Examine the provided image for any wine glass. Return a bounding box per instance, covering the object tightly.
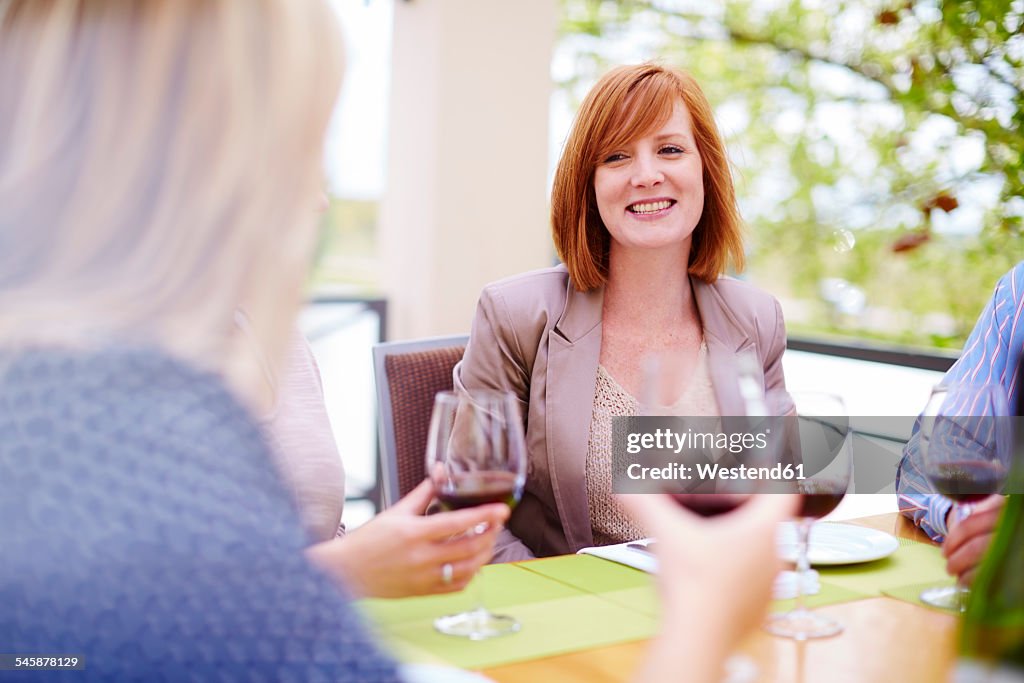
[636,349,776,679]
[426,390,526,639]
[639,348,773,516]
[764,391,852,640]
[917,383,1010,611]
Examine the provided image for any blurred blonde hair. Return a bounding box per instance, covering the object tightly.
[0,0,343,403]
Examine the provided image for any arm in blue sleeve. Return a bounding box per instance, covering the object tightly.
[896,421,953,541]
[896,263,1024,541]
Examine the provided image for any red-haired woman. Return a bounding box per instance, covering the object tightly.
[457,63,789,561]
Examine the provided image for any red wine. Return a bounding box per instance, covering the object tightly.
[927,460,1006,503]
[797,479,846,518]
[671,494,748,517]
[437,471,521,510]
[798,493,845,519]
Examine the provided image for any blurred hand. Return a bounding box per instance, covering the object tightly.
[307,478,509,598]
[943,494,1004,586]
[619,493,798,683]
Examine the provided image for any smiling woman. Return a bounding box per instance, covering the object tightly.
[455,63,789,562]
[593,101,705,254]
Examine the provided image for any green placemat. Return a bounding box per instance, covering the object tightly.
[882,581,960,613]
[357,561,659,670]
[518,554,652,592]
[374,592,658,670]
[519,555,663,618]
[526,553,872,615]
[818,537,949,595]
[770,581,870,611]
[594,586,659,617]
[357,562,584,627]
[358,535,952,670]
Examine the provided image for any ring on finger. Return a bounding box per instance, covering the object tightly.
[441,562,454,585]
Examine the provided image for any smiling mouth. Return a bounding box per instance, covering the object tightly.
[627,200,675,215]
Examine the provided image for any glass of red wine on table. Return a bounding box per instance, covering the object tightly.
[426,390,526,639]
[763,391,853,641]
[917,383,1010,611]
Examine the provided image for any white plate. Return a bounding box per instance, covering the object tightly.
[777,522,899,566]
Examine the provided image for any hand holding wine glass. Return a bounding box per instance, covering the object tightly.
[918,383,1010,610]
[426,390,526,639]
[944,494,1007,586]
[307,478,509,598]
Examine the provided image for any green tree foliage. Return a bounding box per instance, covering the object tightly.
[310,198,380,290]
[559,0,1023,348]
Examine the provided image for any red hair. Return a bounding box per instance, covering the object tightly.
[551,63,745,291]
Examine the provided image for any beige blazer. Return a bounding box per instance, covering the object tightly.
[454,265,788,562]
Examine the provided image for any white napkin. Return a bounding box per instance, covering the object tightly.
[577,538,658,573]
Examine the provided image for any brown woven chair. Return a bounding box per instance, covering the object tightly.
[372,335,469,507]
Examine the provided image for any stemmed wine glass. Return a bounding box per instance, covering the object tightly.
[637,350,777,681]
[426,390,527,639]
[638,350,757,514]
[917,382,1010,611]
[764,391,852,640]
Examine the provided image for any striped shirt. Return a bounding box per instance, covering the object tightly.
[896,262,1024,540]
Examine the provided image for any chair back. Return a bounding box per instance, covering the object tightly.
[372,335,469,507]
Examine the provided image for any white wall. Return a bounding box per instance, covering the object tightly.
[380,0,558,339]
[782,349,944,419]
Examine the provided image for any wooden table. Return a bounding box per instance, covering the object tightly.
[482,514,957,683]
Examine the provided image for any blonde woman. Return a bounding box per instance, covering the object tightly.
[0,1,407,678]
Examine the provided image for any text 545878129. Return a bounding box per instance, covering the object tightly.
[0,654,86,670]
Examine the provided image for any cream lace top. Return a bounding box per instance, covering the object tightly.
[587,341,720,546]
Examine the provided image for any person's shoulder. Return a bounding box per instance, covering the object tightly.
[984,262,1024,345]
[2,345,232,405]
[480,264,570,299]
[119,348,256,439]
[8,346,264,464]
[477,264,571,316]
[994,262,1024,300]
[706,275,781,317]
[468,265,574,353]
